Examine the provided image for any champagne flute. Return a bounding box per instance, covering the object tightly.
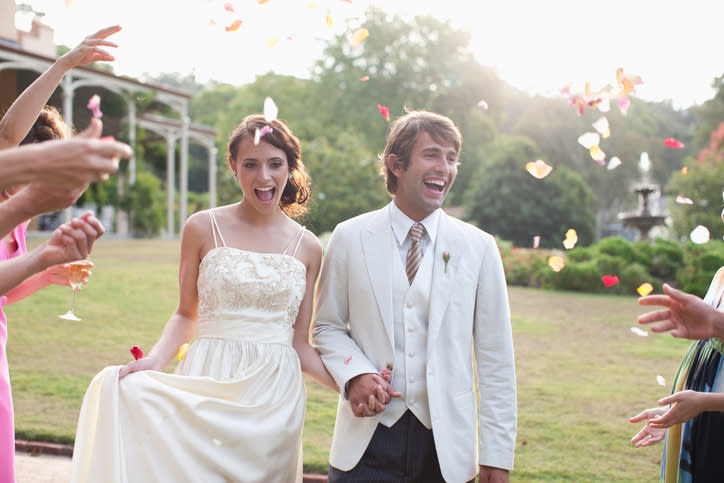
[58,260,93,321]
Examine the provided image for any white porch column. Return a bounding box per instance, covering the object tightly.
[166,131,176,237]
[209,145,217,209]
[179,114,189,224]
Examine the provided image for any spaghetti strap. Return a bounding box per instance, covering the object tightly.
[207,210,227,248]
[282,225,306,257]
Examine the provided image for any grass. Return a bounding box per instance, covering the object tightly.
[7,238,690,480]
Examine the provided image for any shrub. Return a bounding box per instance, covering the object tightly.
[650,238,684,281]
[678,241,724,296]
[566,246,595,263]
[619,262,659,296]
[596,254,627,278]
[597,236,635,262]
[542,260,603,294]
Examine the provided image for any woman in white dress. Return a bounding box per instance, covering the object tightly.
[70,114,340,482]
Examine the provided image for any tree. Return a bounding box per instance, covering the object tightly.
[666,124,724,243]
[463,136,595,248]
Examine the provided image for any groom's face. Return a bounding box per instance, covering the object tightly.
[392,130,458,221]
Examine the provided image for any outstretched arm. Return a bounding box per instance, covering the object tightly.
[638,283,724,340]
[118,213,203,378]
[0,25,121,149]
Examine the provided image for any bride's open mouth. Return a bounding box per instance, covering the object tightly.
[255,186,276,203]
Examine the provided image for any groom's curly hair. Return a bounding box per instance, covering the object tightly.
[380,108,462,195]
[227,114,311,217]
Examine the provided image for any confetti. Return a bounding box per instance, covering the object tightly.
[676,195,693,205]
[377,104,390,121]
[254,128,262,145]
[656,375,666,386]
[577,132,600,150]
[477,99,489,110]
[664,138,685,149]
[690,225,710,244]
[223,2,234,12]
[630,327,648,337]
[592,116,610,138]
[618,97,631,116]
[177,343,190,360]
[637,283,654,296]
[225,19,242,32]
[130,345,143,360]
[349,28,369,47]
[607,157,621,170]
[525,159,553,179]
[548,256,565,272]
[326,13,332,27]
[263,97,278,122]
[562,229,578,250]
[360,75,369,82]
[87,94,102,118]
[533,235,540,249]
[265,36,279,48]
[601,275,619,287]
[344,355,352,364]
[590,145,606,164]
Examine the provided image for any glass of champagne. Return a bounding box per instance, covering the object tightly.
[58,260,93,321]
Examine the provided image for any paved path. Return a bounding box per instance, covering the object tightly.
[15,451,71,483]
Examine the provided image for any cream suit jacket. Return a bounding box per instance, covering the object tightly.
[313,203,517,482]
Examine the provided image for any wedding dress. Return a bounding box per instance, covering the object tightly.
[70,211,307,482]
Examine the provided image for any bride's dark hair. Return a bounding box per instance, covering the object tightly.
[227,114,311,217]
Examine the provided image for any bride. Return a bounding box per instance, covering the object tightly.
[71,114,339,482]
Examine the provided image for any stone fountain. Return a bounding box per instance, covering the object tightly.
[618,153,666,241]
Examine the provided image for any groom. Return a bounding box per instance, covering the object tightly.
[313,110,517,482]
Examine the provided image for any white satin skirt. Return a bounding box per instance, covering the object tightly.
[70,338,305,483]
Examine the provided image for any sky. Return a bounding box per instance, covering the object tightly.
[16,0,723,110]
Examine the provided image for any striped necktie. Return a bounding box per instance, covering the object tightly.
[406,223,425,284]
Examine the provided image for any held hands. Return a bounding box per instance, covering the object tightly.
[637,283,722,340]
[348,372,401,417]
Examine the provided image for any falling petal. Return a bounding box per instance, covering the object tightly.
[177,343,190,360]
[592,116,610,138]
[266,36,279,48]
[562,229,578,250]
[225,19,242,31]
[533,235,540,249]
[344,355,352,364]
[577,132,600,149]
[676,195,693,205]
[681,166,688,175]
[477,99,489,110]
[349,27,369,47]
[630,327,648,337]
[525,159,553,179]
[656,375,666,386]
[64,0,74,6]
[307,2,318,7]
[87,94,102,118]
[360,75,369,82]
[223,1,234,12]
[664,138,685,149]
[263,97,278,122]
[326,13,333,27]
[607,157,622,170]
[690,225,710,244]
[259,125,273,140]
[601,275,619,287]
[590,145,606,163]
[377,104,390,121]
[130,345,143,360]
[637,283,654,296]
[618,97,631,116]
[548,256,565,272]
[258,0,270,3]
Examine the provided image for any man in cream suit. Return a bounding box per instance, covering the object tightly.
[313,110,517,482]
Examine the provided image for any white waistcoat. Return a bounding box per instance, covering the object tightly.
[380,238,434,428]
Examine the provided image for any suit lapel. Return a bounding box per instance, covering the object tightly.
[428,212,458,341]
[361,205,395,345]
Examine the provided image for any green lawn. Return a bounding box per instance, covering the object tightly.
[6,238,688,480]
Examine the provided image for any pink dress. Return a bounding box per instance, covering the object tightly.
[0,222,27,483]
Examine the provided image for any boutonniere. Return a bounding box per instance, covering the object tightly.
[442,250,450,273]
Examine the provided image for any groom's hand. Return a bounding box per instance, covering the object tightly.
[348,373,400,417]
